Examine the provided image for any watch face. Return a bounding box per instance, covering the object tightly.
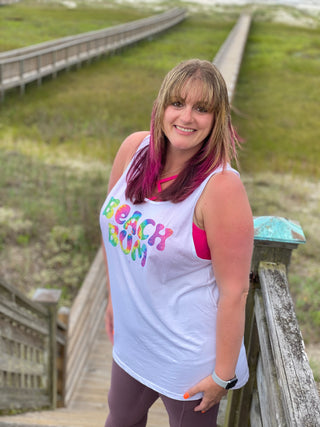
[226,378,238,389]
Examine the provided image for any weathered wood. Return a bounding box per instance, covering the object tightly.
[251,216,306,274]
[213,13,251,102]
[254,289,286,426]
[225,217,319,426]
[235,294,260,426]
[223,281,260,427]
[0,280,64,413]
[258,262,320,426]
[64,247,108,406]
[33,289,62,410]
[0,323,170,426]
[250,390,262,427]
[57,309,68,406]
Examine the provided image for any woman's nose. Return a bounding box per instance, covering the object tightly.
[180,106,193,123]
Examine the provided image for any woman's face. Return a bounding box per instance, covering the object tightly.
[162,80,214,160]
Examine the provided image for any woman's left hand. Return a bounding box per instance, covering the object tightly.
[184,375,228,413]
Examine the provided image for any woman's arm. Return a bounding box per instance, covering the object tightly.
[185,171,254,412]
[102,131,150,343]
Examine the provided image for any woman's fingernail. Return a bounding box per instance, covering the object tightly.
[183,392,190,399]
[202,410,206,414]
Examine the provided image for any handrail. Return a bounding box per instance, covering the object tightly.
[63,247,107,407]
[0,280,65,413]
[224,217,320,426]
[0,0,20,4]
[0,8,186,100]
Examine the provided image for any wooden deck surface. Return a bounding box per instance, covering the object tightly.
[0,324,170,427]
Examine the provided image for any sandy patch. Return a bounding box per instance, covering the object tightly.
[272,8,318,27]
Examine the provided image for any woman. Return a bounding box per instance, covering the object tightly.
[100,59,253,427]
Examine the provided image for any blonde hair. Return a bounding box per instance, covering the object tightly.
[152,59,236,170]
[126,59,239,204]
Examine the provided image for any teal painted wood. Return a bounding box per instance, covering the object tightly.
[254,216,306,245]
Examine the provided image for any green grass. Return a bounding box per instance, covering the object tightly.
[233,19,320,177]
[0,0,151,51]
[1,1,320,344]
[0,2,235,303]
[0,10,235,163]
[0,149,109,304]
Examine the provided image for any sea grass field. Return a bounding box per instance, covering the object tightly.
[0,0,320,376]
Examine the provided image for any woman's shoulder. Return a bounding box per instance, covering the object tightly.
[204,170,246,205]
[195,170,250,228]
[120,131,150,162]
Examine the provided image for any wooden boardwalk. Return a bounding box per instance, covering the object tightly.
[0,13,250,427]
[0,323,170,427]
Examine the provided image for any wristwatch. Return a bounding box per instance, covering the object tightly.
[212,371,238,389]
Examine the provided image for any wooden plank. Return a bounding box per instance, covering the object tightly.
[235,284,260,426]
[64,247,108,405]
[0,388,50,411]
[259,262,320,426]
[65,297,107,405]
[0,302,48,337]
[254,289,286,426]
[65,272,106,371]
[0,317,46,349]
[223,281,260,427]
[0,353,45,375]
[250,390,262,427]
[213,13,251,102]
[0,279,47,316]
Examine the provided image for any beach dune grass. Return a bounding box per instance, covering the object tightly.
[0,1,319,344]
[0,0,151,51]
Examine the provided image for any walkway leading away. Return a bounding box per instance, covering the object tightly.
[0,323,170,427]
[0,13,251,427]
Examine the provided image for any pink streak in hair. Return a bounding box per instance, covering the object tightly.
[143,104,162,193]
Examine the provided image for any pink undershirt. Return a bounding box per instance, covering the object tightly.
[151,175,211,260]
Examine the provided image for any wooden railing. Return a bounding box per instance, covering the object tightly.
[0,0,20,4]
[0,7,186,100]
[224,217,320,427]
[0,281,66,413]
[63,247,107,406]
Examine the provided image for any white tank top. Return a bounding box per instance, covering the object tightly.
[100,136,249,400]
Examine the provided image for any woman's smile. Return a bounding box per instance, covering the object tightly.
[174,124,196,134]
[163,82,214,158]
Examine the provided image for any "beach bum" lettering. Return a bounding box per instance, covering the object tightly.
[102,197,173,267]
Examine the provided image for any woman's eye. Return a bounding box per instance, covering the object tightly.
[196,105,208,113]
[172,101,183,107]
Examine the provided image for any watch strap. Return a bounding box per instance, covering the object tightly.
[211,371,238,389]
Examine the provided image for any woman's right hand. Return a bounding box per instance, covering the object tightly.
[105,298,114,345]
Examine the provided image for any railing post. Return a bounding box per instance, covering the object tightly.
[251,216,306,275]
[37,54,42,86]
[0,62,4,102]
[33,288,62,410]
[77,43,81,69]
[19,59,25,96]
[223,216,306,427]
[52,50,57,78]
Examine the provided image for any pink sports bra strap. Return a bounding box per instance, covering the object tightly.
[157,175,178,193]
[153,175,211,260]
[192,223,211,260]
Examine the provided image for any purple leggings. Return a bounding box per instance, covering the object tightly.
[104,360,219,427]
